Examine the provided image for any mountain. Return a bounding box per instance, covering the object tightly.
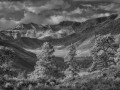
[7,14,118,49]
[0,22,47,39]
[50,21,81,32]
[0,13,119,72]
[0,13,119,50]
[12,22,41,30]
[0,32,14,40]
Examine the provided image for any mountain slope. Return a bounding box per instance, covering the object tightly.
[1,14,118,50]
[9,14,118,49]
[12,23,40,30]
[0,14,119,71]
[0,40,37,71]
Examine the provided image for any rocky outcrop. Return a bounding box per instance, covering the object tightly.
[12,23,40,30]
[0,21,76,40]
[0,23,39,39]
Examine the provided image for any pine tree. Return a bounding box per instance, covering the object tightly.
[88,34,119,72]
[29,42,62,80]
[64,44,78,78]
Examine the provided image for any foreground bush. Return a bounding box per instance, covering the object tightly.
[0,73,120,90]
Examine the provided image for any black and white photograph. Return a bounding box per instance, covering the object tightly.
[0,0,120,90]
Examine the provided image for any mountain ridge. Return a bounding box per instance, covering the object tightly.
[9,13,119,49]
[0,13,119,49]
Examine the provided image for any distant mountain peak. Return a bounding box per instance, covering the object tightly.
[12,22,40,30]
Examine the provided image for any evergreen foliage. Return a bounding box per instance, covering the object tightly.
[29,42,63,80]
[88,34,119,71]
[64,44,78,78]
[0,47,20,77]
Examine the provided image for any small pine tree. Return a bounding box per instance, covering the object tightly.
[88,34,119,72]
[64,44,78,78]
[29,42,62,80]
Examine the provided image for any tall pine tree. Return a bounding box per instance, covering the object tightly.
[64,44,78,78]
[88,34,119,72]
[29,42,62,80]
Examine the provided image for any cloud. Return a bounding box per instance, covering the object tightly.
[25,0,70,14]
[69,8,83,15]
[98,4,115,11]
[111,0,120,3]
[0,0,119,30]
[73,0,120,3]
[0,2,25,20]
[98,3,120,11]
[21,12,65,25]
[47,15,87,24]
[47,15,66,24]
[91,13,110,18]
[61,8,83,16]
[20,11,52,25]
[20,12,43,24]
[0,1,24,11]
[0,10,24,21]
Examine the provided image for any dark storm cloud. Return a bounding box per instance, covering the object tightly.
[0,0,119,30]
[19,0,71,25]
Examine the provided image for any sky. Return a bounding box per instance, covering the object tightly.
[0,0,120,30]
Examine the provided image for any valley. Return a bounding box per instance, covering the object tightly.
[1,0,120,90]
[0,13,119,70]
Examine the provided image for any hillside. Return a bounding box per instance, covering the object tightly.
[0,14,119,71]
[5,14,118,50]
[12,23,41,31]
[0,40,37,71]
